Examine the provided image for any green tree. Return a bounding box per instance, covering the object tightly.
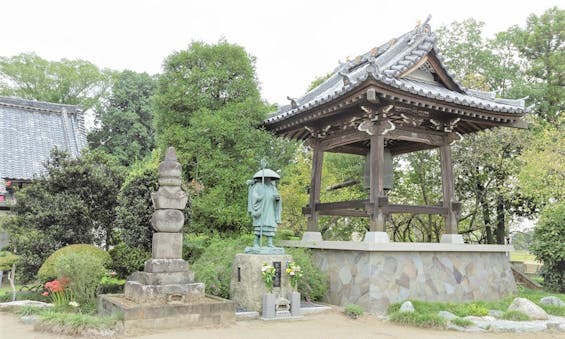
[88,70,157,166]
[518,117,565,207]
[506,7,564,123]
[154,40,296,234]
[2,149,124,281]
[530,202,565,292]
[435,19,534,244]
[0,53,111,109]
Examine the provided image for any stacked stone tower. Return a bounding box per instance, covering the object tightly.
[99,147,234,329]
[124,147,203,304]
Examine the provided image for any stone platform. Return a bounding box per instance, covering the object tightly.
[281,240,517,314]
[231,253,293,312]
[98,293,234,329]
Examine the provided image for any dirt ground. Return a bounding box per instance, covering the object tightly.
[1,309,564,339]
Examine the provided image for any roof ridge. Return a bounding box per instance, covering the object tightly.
[0,96,82,114]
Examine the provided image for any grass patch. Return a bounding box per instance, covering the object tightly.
[502,310,530,321]
[388,300,488,317]
[510,251,538,263]
[451,317,474,328]
[344,304,364,319]
[389,311,446,328]
[36,309,122,336]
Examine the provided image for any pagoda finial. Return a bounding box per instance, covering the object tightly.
[165,146,178,162]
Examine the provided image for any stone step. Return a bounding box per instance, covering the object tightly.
[125,281,205,304]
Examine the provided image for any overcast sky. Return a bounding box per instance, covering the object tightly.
[2,1,561,105]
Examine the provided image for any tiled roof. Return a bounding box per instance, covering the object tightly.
[266,18,527,125]
[0,96,86,180]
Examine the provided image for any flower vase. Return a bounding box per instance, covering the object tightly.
[287,291,301,317]
[262,293,276,319]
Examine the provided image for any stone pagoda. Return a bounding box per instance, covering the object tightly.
[98,147,234,329]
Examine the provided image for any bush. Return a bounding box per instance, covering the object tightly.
[108,243,150,279]
[530,203,565,292]
[344,304,364,319]
[37,244,111,282]
[390,311,447,328]
[285,248,328,301]
[183,233,212,264]
[192,234,253,298]
[53,252,106,304]
[0,250,18,271]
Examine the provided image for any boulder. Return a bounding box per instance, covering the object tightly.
[488,309,504,318]
[438,310,457,320]
[399,301,414,313]
[540,296,565,307]
[507,297,548,320]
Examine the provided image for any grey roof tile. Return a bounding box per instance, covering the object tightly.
[0,96,86,181]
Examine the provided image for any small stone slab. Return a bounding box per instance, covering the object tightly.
[129,271,194,285]
[144,259,188,273]
[0,300,53,311]
[438,310,457,320]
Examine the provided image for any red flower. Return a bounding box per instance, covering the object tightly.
[42,292,49,297]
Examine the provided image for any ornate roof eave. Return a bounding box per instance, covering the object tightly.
[266,74,528,138]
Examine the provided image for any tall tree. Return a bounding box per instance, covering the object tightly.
[88,70,157,166]
[506,7,564,123]
[154,40,295,234]
[0,53,111,109]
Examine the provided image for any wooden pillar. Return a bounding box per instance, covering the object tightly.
[440,144,458,234]
[307,139,324,232]
[369,133,386,232]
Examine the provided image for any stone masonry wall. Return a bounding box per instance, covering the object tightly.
[312,250,516,314]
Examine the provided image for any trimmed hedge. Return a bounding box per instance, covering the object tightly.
[37,244,111,282]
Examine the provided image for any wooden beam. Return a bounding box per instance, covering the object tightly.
[387,204,448,215]
[318,209,369,217]
[440,144,458,234]
[384,127,445,145]
[315,200,367,211]
[369,133,386,232]
[307,139,324,232]
[320,130,369,150]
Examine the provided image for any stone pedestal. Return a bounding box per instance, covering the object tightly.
[440,234,465,244]
[230,253,292,312]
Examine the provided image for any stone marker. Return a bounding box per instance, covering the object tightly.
[399,301,414,313]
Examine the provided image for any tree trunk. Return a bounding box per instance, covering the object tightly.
[496,194,505,244]
[478,181,494,244]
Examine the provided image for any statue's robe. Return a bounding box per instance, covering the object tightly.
[248,182,281,237]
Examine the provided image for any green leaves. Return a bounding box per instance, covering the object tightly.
[0,53,111,110]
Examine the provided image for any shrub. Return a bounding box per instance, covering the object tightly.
[344,304,364,319]
[285,248,328,301]
[183,233,211,264]
[0,250,18,271]
[37,244,111,282]
[390,311,447,328]
[530,203,565,293]
[192,234,253,298]
[53,252,106,304]
[99,274,126,294]
[108,243,150,279]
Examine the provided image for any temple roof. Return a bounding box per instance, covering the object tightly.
[0,96,86,181]
[265,17,528,143]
